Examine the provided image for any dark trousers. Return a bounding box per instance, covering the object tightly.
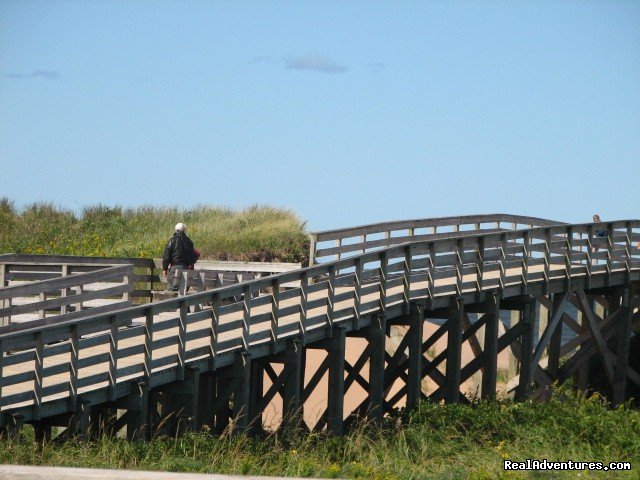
[167,265,187,291]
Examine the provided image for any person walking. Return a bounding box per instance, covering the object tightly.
[592,214,607,253]
[162,223,197,291]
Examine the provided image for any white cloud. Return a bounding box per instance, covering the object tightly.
[286,54,347,74]
[2,70,60,80]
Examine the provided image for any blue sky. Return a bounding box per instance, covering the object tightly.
[1,0,638,231]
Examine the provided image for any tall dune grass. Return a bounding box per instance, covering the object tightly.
[0,198,309,263]
[1,387,638,479]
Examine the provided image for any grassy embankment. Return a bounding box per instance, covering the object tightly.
[0,198,309,263]
[1,387,639,479]
[1,198,639,478]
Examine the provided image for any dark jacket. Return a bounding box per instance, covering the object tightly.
[162,232,197,271]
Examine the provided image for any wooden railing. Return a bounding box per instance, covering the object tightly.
[155,259,302,296]
[309,213,563,265]
[0,220,638,417]
[0,264,135,328]
[0,254,158,303]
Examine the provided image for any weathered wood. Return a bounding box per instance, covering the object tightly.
[367,315,386,420]
[613,284,635,406]
[546,294,564,379]
[445,298,463,403]
[576,289,615,386]
[327,327,346,435]
[280,340,303,432]
[481,295,500,400]
[0,218,638,435]
[516,299,536,400]
[406,303,424,409]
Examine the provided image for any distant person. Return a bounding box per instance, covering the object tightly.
[592,214,607,253]
[162,223,198,291]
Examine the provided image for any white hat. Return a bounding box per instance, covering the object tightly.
[175,222,186,232]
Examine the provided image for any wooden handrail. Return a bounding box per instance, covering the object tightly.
[309,213,564,265]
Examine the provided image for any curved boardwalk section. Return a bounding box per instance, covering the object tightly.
[0,214,638,440]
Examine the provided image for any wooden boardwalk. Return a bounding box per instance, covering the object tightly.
[0,214,638,439]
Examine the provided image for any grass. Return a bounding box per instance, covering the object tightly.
[0,198,309,263]
[1,387,639,479]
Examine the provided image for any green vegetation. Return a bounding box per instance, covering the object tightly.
[2,388,638,479]
[0,198,309,263]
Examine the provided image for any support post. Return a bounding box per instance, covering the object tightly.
[445,298,463,403]
[516,299,535,401]
[231,352,252,435]
[67,398,91,439]
[547,294,564,380]
[613,284,634,406]
[407,304,424,410]
[126,381,150,441]
[248,360,264,435]
[327,327,346,436]
[367,315,386,421]
[196,373,216,431]
[281,340,303,433]
[1,413,24,441]
[508,310,520,379]
[481,295,500,400]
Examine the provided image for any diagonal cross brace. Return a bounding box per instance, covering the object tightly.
[530,291,571,376]
[576,289,616,386]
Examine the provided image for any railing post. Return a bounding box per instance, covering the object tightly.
[625,222,632,275]
[403,244,413,309]
[33,332,44,419]
[0,340,4,402]
[427,243,436,300]
[606,223,614,282]
[178,300,188,380]
[521,231,530,293]
[144,308,153,380]
[380,251,388,313]
[70,324,79,410]
[299,271,308,343]
[308,234,317,267]
[353,257,363,329]
[565,226,573,290]
[270,277,280,347]
[455,239,464,296]
[108,315,118,401]
[242,284,251,351]
[0,263,7,326]
[543,228,551,292]
[499,233,507,291]
[476,236,485,293]
[326,264,335,333]
[60,265,69,314]
[210,293,220,370]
